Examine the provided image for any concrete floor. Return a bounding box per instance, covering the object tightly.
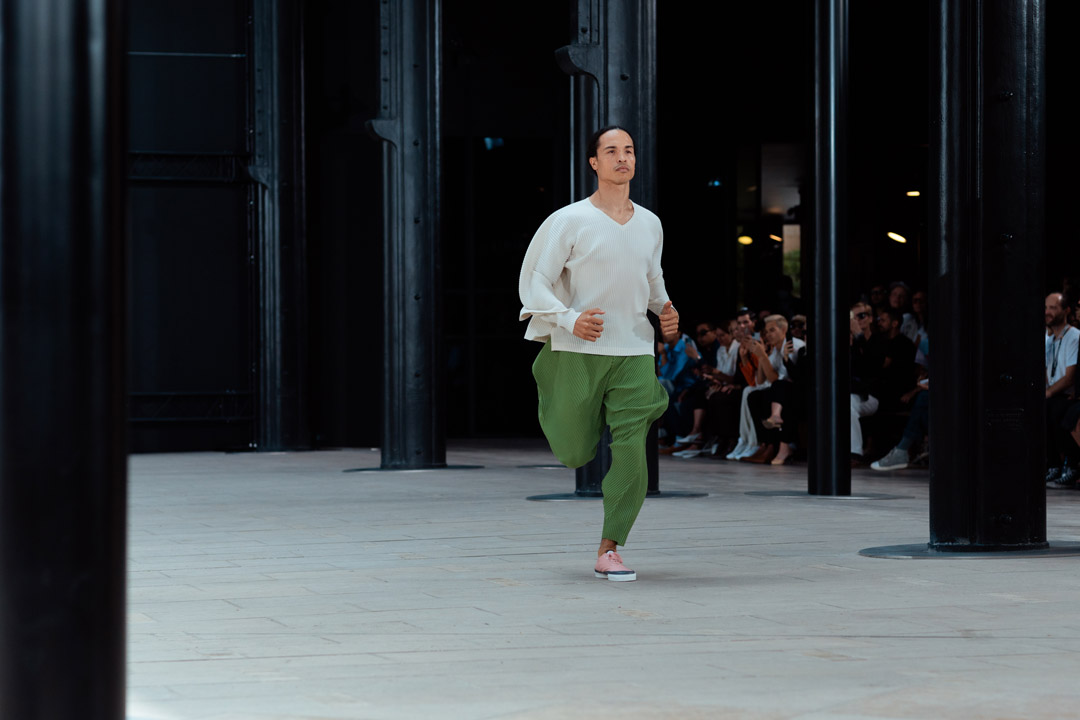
[127,441,1080,720]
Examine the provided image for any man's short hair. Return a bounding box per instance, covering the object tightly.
[587,125,635,177]
[878,306,903,325]
[763,314,788,332]
[735,306,753,320]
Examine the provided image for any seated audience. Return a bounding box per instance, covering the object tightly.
[730,314,805,462]
[749,316,809,465]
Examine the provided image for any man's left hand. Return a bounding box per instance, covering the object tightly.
[659,301,679,342]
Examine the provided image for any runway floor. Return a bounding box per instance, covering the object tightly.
[126,440,1080,720]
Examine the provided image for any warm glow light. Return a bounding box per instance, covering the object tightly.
[887,232,907,244]
[906,191,921,197]
[769,234,783,242]
[737,235,753,245]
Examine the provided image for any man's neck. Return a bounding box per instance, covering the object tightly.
[1050,321,1069,339]
[590,181,632,214]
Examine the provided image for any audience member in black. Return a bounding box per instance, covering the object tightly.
[870,306,917,411]
[850,301,885,460]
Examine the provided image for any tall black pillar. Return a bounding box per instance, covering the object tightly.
[929,0,1046,549]
[251,0,310,451]
[557,0,661,495]
[808,0,851,496]
[368,0,446,469]
[0,0,128,717]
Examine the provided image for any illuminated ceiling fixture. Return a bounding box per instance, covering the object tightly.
[906,191,921,197]
[737,235,753,245]
[887,232,907,244]
[769,234,783,242]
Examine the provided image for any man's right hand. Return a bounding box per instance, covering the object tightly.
[573,308,605,342]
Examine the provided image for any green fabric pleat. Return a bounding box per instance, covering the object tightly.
[532,342,668,546]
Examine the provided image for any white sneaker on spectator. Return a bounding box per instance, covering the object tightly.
[871,446,909,471]
[725,439,748,460]
[675,432,701,445]
[673,448,702,459]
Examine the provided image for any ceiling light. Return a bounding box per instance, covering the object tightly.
[769,234,783,242]
[737,235,753,245]
[906,191,920,197]
[887,232,907,244]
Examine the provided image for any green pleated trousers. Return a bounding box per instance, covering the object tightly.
[531,342,669,546]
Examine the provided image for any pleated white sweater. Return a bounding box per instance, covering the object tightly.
[518,198,670,356]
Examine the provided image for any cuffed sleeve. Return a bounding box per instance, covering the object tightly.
[518,214,577,325]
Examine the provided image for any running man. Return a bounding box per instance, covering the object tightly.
[518,126,679,582]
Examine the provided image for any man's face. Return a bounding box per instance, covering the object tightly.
[1046,294,1067,327]
[852,304,872,334]
[911,291,927,314]
[763,322,784,347]
[696,324,716,346]
[589,130,635,185]
[870,285,886,305]
[876,312,894,334]
[735,314,754,339]
[790,318,806,339]
[715,326,733,346]
[889,286,909,309]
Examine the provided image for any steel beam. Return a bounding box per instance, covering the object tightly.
[367,0,446,469]
[808,0,851,496]
[0,0,128,716]
[929,0,1046,549]
[251,0,310,451]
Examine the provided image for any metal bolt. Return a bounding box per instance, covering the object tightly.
[620,73,630,81]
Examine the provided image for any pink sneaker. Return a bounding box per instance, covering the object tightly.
[594,551,637,581]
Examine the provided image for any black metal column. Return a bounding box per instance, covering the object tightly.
[0,0,128,717]
[808,0,851,496]
[251,0,310,451]
[557,0,661,496]
[929,0,1046,550]
[368,0,446,469]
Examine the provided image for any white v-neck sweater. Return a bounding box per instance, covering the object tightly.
[518,198,670,356]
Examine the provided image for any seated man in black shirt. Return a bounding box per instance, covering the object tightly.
[870,307,917,412]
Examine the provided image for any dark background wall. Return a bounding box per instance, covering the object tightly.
[128,0,255,451]
[127,0,1080,451]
